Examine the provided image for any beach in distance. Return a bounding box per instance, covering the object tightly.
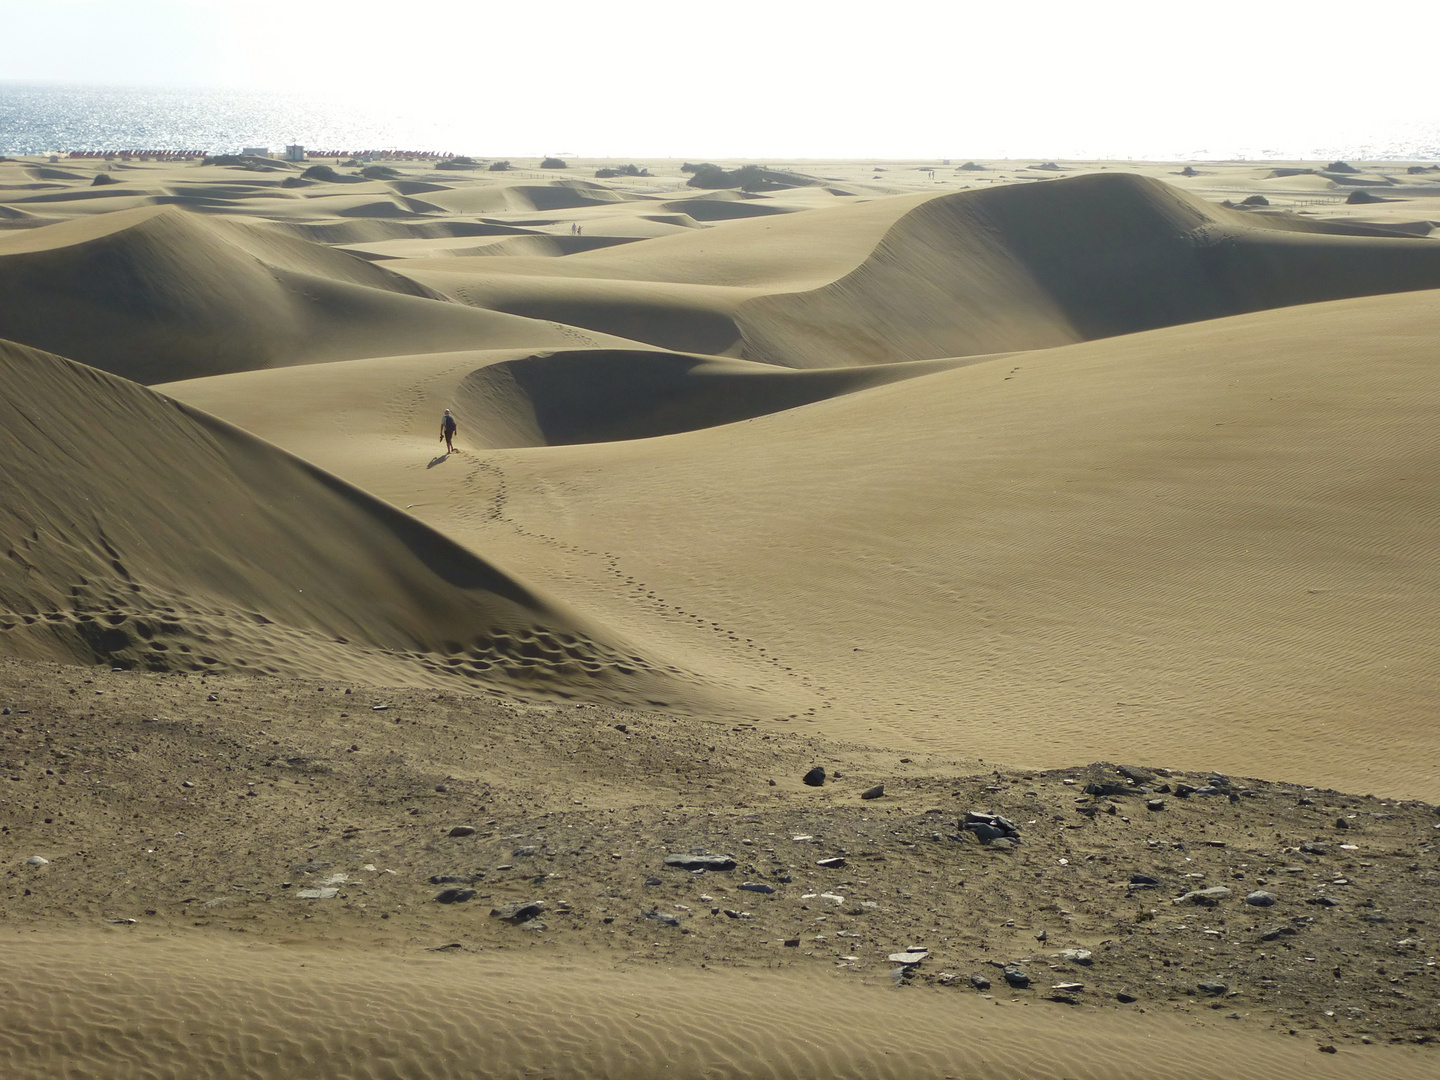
[2,150,1439,1078]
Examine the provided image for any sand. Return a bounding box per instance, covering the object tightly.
[3,152,1439,1076]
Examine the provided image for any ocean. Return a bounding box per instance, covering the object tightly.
[0,83,481,157]
[1,82,1437,162]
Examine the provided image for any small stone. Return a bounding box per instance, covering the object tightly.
[889,948,928,965]
[1051,982,1084,992]
[1335,818,1350,830]
[181,780,195,788]
[1146,799,1165,811]
[816,857,846,869]
[1003,967,1031,988]
[1055,949,1093,965]
[739,882,775,894]
[722,909,751,920]
[614,723,627,732]
[802,766,826,787]
[1318,1045,1337,1054]
[430,875,475,885]
[970,974,991,990]
[1035,930,1047,943]
[490,901,546,923]
[1259,925,1297,941]
[642,910,681,927]
[1129,874,1162,887]
[434,888,476,904]
[1116,990,1138,1003]
[644,876,662,886]
[860,784,885,800]
[1300,842,1328,855]
[1245,890,1278,907]
[1306,896,1341,907]
[1196,981,1228,996]
[512,845,537,857]
[989,837,1018,851]
[25,856,49,867]
[295,887,338,899]
[448,826,476,838]
[1174,886,1231,905]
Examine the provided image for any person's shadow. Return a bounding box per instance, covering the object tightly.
[427,453,451,469]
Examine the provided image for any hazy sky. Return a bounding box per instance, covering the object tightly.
[2,0,1437,158]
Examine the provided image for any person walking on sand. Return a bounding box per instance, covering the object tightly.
[440,408,458,454]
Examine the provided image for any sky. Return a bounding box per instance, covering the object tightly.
[1,0,1437,158]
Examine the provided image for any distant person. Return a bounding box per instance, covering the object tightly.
[440,408,458,454]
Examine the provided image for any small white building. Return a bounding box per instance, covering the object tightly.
[284,145,305,162]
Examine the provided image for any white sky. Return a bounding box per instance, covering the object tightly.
[2,0,1437,158]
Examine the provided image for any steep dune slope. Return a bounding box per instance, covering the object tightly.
[737,173,1440,366]
[0,207,620,382]
[0,339,722,709]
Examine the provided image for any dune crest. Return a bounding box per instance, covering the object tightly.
[0,339,725,709]
[737,172,1440,366]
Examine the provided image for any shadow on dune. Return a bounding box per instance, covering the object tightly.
[0,338,724,707]
[455,348,982,448]
[737,172,1440,367]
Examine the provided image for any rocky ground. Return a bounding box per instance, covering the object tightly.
[2,657,1437,1051]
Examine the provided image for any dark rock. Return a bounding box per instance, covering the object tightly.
[989,837,1019,851]
[1130,874,1162,886]
[1335,817,1350,830]
[860,784,885,800]
[722,909,750,919]
[490,900,546,923]
[970,973,991,990]
[802,766,826,787]
[1147,799,1166,811]
[1084,782,1130,797]
[1300,842,1329,855]
[664,854,737,872]
[1116,990,1138,1003]
[1197,981,1229,995]
[783,938,800,947]
[1245,890,1278,907]
[1259,925,1297,941]
[1306,896,1342,907]
[644,876,662,886]
[512,845,537,857]
[739,882,775,894]
[816,857,846,869]
[1174,783,1196,798]
[1055,949,1092,965]
[447,826,476,838]
[429,875,476,885]
[1003,967,1031,988]
[434,888,476,904]
[1117,766,1154,784]
[969,823,1007,842]
[1318,1045,1337,1054]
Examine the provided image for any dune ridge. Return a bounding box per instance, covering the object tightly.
[0,206,637,382]
[736,173,1440,366]
[0,339,721,708]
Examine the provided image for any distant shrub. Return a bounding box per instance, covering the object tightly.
[91,173,119,186]
[539,157,567,169]
[301,164,342,182]
[681,162,718,174]
[595,164,647,178]
[957,162,986,171]
[687,163,814,192]
[1326,160,1359,174]
[1238,194,1269,207]
[360,165,401,180]
[488,160,512,172]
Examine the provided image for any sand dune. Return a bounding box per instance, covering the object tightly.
[0,339,718,708]
[737,173,1440,366]
[0,206,638,381]
[5,155,1440,1077]
[4,933,1431,1080]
